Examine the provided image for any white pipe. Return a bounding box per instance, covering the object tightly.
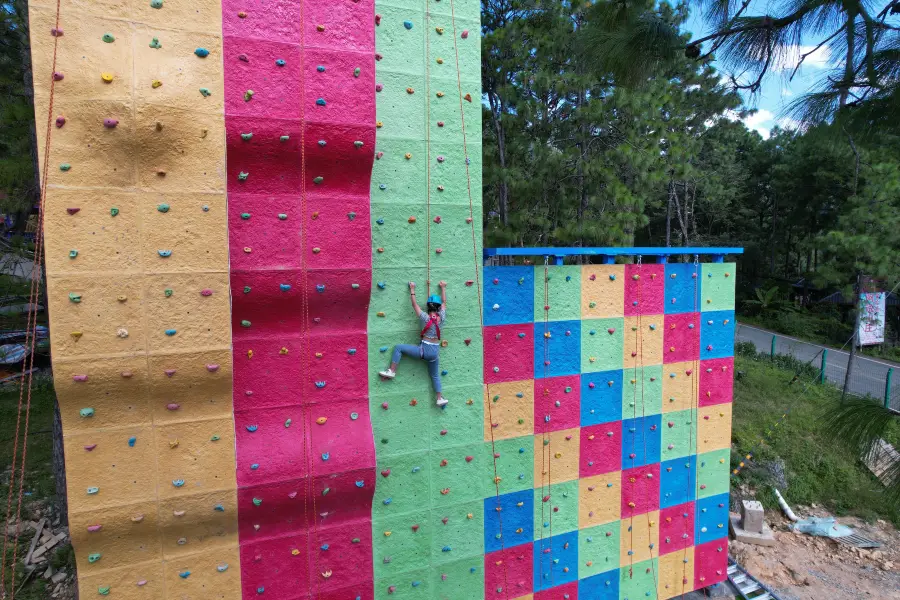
[774,488,799,522]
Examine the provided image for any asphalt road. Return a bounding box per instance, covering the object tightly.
[735,322,900,407]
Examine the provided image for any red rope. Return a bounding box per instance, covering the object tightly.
[680,257,701,598]
[1,0,60,595]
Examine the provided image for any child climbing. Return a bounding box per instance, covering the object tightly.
[379,280,448,407]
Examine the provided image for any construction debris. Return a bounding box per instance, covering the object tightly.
[730,500,777,547]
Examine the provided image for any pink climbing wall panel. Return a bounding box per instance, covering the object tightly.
[222,0,376,597]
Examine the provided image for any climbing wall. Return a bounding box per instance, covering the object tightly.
[480,262,736,599]
[222,1,377,598]
[29,0,241,598]
[367,0,484,597]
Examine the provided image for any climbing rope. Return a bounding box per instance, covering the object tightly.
[680,254,701,598]
[447,0,509,594]
[424,0,433,296]
[0,0,60,595]
[632,256,661,597]
[539,258,554,589]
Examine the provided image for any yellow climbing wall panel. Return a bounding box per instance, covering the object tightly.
[29,0,239,597]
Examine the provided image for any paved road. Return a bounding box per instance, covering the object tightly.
[735,322,900,407]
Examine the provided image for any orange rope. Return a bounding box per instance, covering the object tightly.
[1,0,60,595]
[680,256,701,598]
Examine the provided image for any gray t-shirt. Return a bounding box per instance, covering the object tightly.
[419,308,446,344]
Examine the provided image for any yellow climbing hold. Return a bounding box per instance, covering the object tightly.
[70,331,82,340]
[280,347,289,355]
[151,79,162,88]
[436,57,444,64]
[169,440,179,449]
[117,295,127,302]
[315,352,323,358]
[316,417,328,425]
[383,531,391,537]
[376,121,383,128]
[244,247,252,253]
[101,72,114,83]
[405,153,412,159]
[466,513,473,519]
[247,350,253,359]
[291,549,300,556]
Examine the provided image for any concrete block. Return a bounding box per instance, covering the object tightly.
[741,499,764,533]
[729,513,776,546]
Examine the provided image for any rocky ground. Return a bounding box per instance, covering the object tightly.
[4,501,76,599]
[730,505,900,599]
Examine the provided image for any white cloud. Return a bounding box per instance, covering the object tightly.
[776,117,805,132]
[781,87,794,97]
[774,45,831,72]
[742,109,775,138]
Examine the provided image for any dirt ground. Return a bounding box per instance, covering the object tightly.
[730,505,900,599]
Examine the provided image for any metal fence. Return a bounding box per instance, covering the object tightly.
[737,323,900,411]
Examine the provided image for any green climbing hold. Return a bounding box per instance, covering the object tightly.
[80,408,95,418]
[313,176,323,184]
[149,37,162,49]
[240,320,251,328]
[164,288,173,297]
[199,88,212,97]
[243,286,251,293]
[322,487,330,495]
[241,213,251,220]
[347,212,356,220]
[318,140,326,146]
[210,435,220,441]
[381,438,388,444]
[354,67,361,77]
[278,213,287,220]
[354,141,363,148]
[351,283,360,289]
[241,132,252,141]
[68,293,82,303]
[252,497,262,506]
[350,412,359,420]
[244,90,254,101]
[280,135,289,142]
[59,163,71,171]
[150,0,163,7]
[102,33,115,43]
[110,207,119,217]
[351,538,360,544]
[518,418,524,424]
[157,203,170,213]
[238,171,249,181]
[69,250,78,259]
[98,587,110,596]
[88,553,102,563]
[284,418,292,427]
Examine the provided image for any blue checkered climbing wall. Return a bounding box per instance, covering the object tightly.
[481,262,735,599]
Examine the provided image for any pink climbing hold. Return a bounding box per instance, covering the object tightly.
[440,429,448,435]
[381,402,388,410]
[706,345,713,350]
[166,403,180,411]
[87,525,102,532]
[380,469,391,477]
[200,289,213,296]
[465,456,473,462]
[588,382,595,389]
[53,72,64,81]
[55,116,65,128]
[375,13,382,24]
[375,53,383,61]
[103,118,118,128]
[51,28,63,36]
[206,364,220,372]
[461,29,469,38]
[375,83,383,92]
[434,216,442,223]
[84,444,97,451]
[164,369,176,377]
[238,54,249,62]
[72,375,88,382]
[66,208,80,215]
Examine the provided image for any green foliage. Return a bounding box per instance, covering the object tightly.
[732,356,900,525]
[0,0,38,215]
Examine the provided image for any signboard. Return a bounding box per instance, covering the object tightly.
[859,292,886,346]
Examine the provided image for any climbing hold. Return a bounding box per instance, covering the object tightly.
[53,72,64,81]
[194,47,210,58]
[243,90,254,101]
[102,33,115,43]
[238,171,249,181]
[199,88,211,97]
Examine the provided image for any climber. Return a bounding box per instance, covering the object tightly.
[379,280,448,407]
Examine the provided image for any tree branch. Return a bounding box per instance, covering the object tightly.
[789,27,843,81]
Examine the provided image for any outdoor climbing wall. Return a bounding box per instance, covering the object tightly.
[222,0,377,598]
[367,0,483,597]
[480,262,736,599]
[29,1,240,599]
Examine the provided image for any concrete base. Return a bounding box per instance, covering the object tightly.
[681,583,737,599]
[729,513,777,546]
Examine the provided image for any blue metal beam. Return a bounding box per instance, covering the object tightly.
[484,247,743,261]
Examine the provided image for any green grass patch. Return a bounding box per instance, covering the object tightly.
[732,350,900,526]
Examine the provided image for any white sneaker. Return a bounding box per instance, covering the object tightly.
[436,396,448,407]
[379,369,396,379]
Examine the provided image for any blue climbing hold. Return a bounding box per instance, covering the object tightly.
[404,20,413,29]
[377,282,386,289]
[441,546,451,552]
[246,425,258,432]
[316,65,325,72]
[412,466,420,473]
[315,381,326,388]
[320,544,329,550]
[470,567,477,573]
[158,249,172,257]
[412,581,420,587]
[347,348,357,354]
[172,479,185,487]
[441,370,448,375]
[128,437,136,447]
[280,284,291,291]
[275,59,285,66]
[165,329,177,336]
[194,47,209,57]
[376,218,384,225]
[321,452,330,461]
[519,447,525,453]
[383,498,392,505]
[250,463,259,470]
[379,183,387,190]
[355,480,364,487]
[379,346,388,352]
[316,284,325,293]
[214,504,225,511]
[179,571,191,579]
[316,98,326,106]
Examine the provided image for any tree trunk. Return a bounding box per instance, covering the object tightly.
[769,190,777,274]
[666,179,673,247]
[842,272,862,404]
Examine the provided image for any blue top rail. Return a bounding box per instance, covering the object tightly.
[483,247,744,265]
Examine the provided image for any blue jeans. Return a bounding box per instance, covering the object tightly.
[392,342,441,393]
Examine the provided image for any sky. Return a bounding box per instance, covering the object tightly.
[684,2,834,138]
